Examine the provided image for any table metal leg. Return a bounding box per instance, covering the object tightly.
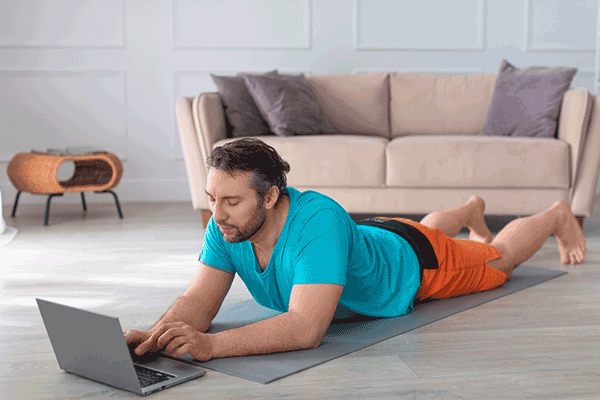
[11,191,21,217]
[95,190,123,219]
[44,193,64,226]
[80,192,87,211]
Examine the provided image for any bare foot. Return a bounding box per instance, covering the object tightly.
[466,196,494,244]
[553,201,586,264]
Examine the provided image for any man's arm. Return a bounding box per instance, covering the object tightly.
[151,262,234,332]
[124,262,234,351]
[144,283,344,361]
[210,283,343,357]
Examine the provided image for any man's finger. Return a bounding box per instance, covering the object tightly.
[164,335,187,356]
[145,323,180,349]
[124,330,144,344]
[137,338,161,355]
[135,335,157,355]
[157,327,185,349]
[135,328,164,355]
[125,331,139,345]
[172,343,191,358]
[131,323,183,355]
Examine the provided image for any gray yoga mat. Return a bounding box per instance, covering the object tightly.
[145,266,566,384]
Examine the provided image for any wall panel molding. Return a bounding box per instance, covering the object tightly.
[0,70,129,162]
[524,0,596,52]
[0,0,125,48]
[172,0,312,50]
[354,0,485,51]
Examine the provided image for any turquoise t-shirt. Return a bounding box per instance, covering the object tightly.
[199,187,421,317]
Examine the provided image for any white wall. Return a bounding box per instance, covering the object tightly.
[0,0,597,207]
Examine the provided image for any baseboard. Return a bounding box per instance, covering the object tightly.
[0,179,194,206]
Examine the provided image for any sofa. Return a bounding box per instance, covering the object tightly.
[176,72,600,228]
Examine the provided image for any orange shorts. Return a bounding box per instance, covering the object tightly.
[376,217,508,301]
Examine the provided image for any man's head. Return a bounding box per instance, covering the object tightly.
[205,138,290,243]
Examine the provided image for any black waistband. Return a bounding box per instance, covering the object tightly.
[357,218,439,282]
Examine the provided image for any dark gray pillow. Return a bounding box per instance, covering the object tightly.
[210,70,278,138]
[242,74,338,137]
[484,59,577,138]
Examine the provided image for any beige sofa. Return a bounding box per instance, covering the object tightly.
[176,73,600,228]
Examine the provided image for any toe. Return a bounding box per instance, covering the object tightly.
[569,253,577,265]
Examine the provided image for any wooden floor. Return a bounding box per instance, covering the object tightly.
[2,200,600,399]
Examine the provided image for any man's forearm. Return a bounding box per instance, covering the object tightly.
[151,295,211,333]
[209,311,322,359]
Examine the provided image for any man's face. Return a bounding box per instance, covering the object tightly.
[205,169,266,243]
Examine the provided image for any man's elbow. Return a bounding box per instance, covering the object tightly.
[296,329,325,350]
[307,338,323,349]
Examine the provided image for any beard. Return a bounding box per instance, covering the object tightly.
[219,204,266,244]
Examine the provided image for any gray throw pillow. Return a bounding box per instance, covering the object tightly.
[242,74,338,137]
[210,70,278,138]
[484,59,577,138]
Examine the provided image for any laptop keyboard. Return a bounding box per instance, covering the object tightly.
[134,364,175,388]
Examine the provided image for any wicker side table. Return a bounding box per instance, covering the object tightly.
[7,152,124,226]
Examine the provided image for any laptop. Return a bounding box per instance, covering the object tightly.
[37,298,206,396]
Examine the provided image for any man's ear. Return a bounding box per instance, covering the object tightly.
[264,186,280,210]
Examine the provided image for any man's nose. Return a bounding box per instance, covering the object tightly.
[212,201,227,223]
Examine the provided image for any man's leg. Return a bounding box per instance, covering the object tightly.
[420,196,493,243]
[487,201,586,277]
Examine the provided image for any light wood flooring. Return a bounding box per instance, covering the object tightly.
[1,200,600,399]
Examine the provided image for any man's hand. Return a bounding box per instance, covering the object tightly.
[124,329,160,355]
[125,323,214,362]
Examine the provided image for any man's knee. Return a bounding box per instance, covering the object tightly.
[486,243,514,277]
[490,242,507,259]
[420,211,441,228]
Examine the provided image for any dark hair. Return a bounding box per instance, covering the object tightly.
[206,138,290,205]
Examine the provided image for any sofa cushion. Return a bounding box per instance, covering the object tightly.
[243,74,338,137]
[484,59,578,138]
[390,73,497,138]
[210,70,278,138]
[386,136,570,189]
[214,135,388,187]
[306,74,389,137]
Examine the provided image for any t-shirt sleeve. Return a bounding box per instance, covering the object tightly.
[199,218,236,274]
[292,208,351,286]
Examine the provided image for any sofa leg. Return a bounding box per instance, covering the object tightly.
[576,216,584,229]
[202,210,212,229]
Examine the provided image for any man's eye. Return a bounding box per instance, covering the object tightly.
[228,201,238,206]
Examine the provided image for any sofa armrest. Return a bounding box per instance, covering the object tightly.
[557,88,595,215]
[557,88,593,192]
[192,93,227,163]
[176,96,207,210]
[569,94,600,217]
[176,93,226,210]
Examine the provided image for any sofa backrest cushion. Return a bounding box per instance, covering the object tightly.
[306,73,389,137]
[213,135,388,188]
[390,73,497,138]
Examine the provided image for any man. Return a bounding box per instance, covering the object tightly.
[125,138,586,362]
